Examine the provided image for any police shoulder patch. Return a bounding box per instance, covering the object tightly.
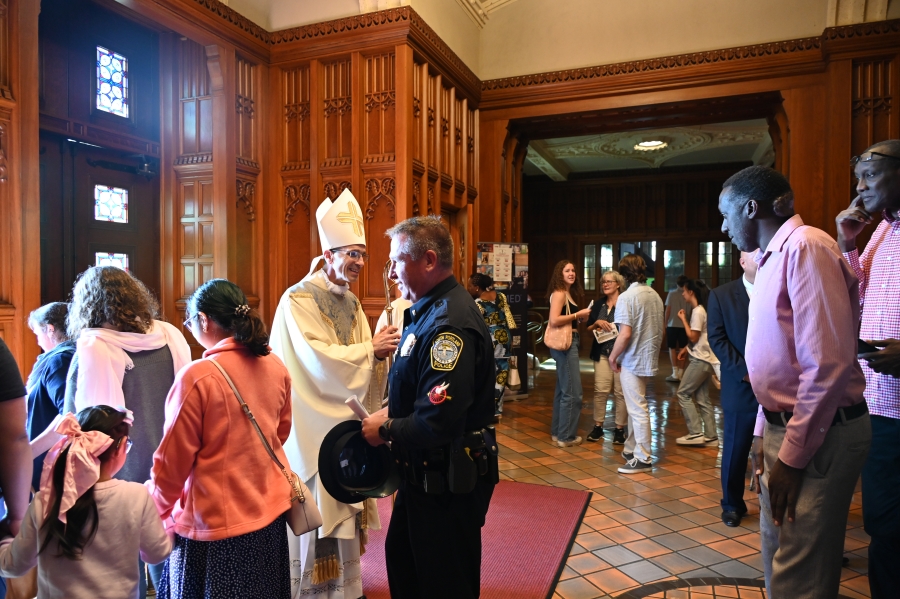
[430,332,463,371]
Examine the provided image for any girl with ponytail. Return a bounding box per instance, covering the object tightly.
[148,279,294,598]
[0,406,172,598]
[674,279,721,447]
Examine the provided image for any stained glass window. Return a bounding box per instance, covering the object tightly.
[94,185,128,223]
[95,252,129,271]
[96,46,129,118]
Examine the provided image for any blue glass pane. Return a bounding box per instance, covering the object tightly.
[94,184,128,223]
[96,46,129,118]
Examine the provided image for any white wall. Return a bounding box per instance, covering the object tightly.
[221,0,893,80]
[479,0,829,80]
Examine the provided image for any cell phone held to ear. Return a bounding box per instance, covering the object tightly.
[858,339,879,356]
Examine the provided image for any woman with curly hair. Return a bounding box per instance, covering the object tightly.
[62,266,190,594]
[546,260,592,447]
[148,278,293,599]
[467,273,517,419]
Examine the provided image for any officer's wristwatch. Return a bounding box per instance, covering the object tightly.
[378,418,393,442]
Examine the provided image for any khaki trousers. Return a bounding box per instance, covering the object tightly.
[759,413,870,599]
[592,357,627,428]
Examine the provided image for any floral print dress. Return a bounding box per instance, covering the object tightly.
[475,292,516,416]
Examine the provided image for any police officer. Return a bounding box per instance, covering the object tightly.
[362,216,497,599]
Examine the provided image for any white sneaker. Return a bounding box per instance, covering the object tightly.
[618,457,652,474]
[557,436,583,448]
[704,436,719,447]
[676,433,706,445]
[551,435,558,442]
[665,373,681,382]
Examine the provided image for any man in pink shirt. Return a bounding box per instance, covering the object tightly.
[719,165,870,599]
[836,139,900,599]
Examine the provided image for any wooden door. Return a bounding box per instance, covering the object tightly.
[40,132,161,301]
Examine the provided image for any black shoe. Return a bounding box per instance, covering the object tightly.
[586,425,603,442]
[613,428,626,445]
[722,510,744,527]
[842,556,850,567]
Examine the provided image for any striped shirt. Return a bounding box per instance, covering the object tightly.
[843,214,900,420]
[747,215,866,468]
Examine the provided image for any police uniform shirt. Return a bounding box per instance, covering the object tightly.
[388,275,495,449]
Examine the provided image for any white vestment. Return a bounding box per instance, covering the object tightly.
[269,269,381,598]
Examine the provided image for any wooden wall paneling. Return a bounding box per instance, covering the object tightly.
[281,63,312,288]
[393,43,413,222]
[204,44,238,281]
[234,53,260,310]
[851,56,899,152]
[439,83,451,211]
[781,85,828,232]
[0,0,42,373]
[363,52,396,166]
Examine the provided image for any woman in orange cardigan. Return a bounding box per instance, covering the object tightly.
[147,279,294,599]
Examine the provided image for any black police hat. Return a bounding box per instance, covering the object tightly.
[318,420,400,504]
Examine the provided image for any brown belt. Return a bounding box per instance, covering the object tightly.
[762,402,868,427]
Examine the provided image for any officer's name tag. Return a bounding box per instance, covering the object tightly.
[431,333,463,371]
[400,334,417,357]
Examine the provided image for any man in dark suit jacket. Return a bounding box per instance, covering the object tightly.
[707,251,758,527]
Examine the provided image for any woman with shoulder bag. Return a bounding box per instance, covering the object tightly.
[545,260,591,448]
[147,279,294,599]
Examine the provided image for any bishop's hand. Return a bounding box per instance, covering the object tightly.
[373,325,401,359]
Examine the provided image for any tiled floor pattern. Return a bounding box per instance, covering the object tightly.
[496,358,871,599]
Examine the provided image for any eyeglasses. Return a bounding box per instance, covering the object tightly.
[183,312,197,329]
[333,249,370,263]
[850,151,900,166]
[117,437,133,454]
[601,280,617,285]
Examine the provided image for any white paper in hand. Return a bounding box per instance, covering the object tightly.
[345,395,370,420]
[593,324,619,344]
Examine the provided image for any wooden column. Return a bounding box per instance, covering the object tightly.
[0,0,41,374]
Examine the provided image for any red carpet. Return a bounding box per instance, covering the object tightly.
[361,480,592,599]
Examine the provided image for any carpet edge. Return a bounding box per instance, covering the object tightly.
[545,490,592,599]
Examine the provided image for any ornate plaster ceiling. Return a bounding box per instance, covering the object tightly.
[523,119,773,180]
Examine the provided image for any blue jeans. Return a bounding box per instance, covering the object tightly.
[550,332,582,442]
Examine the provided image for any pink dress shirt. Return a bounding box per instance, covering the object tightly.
[843,214,900,420]
[747,215,866,468]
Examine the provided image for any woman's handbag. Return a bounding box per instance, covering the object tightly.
[206,359,323,536]
[544,299,573,351]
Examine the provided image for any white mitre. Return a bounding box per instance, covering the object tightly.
[307,188,366,276]
[317,188,366,250]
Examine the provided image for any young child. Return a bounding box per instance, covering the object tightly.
[0,406,172,599]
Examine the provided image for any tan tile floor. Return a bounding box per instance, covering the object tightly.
[496,358,871,599]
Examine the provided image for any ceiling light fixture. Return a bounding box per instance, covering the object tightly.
[634,140,668,151]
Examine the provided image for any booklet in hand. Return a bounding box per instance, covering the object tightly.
[593,324,619,344]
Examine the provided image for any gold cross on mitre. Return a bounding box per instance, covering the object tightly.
[336,201,364,237]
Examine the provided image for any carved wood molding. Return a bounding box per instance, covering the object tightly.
[236,179,256,222]
[482,37,823,92]
[188,0,271,44]
[324,96,351,117]
[324,180,352,200]
[285,183,311,224]
[412,180,421,216]
[285,102,310,122]
[40,114,161,157]
[175,153,213,165]
[364,177,396,220]
[823,18,900,41]
[365,91,396,112]
[0,120,7,183]
[236,94,255,116]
